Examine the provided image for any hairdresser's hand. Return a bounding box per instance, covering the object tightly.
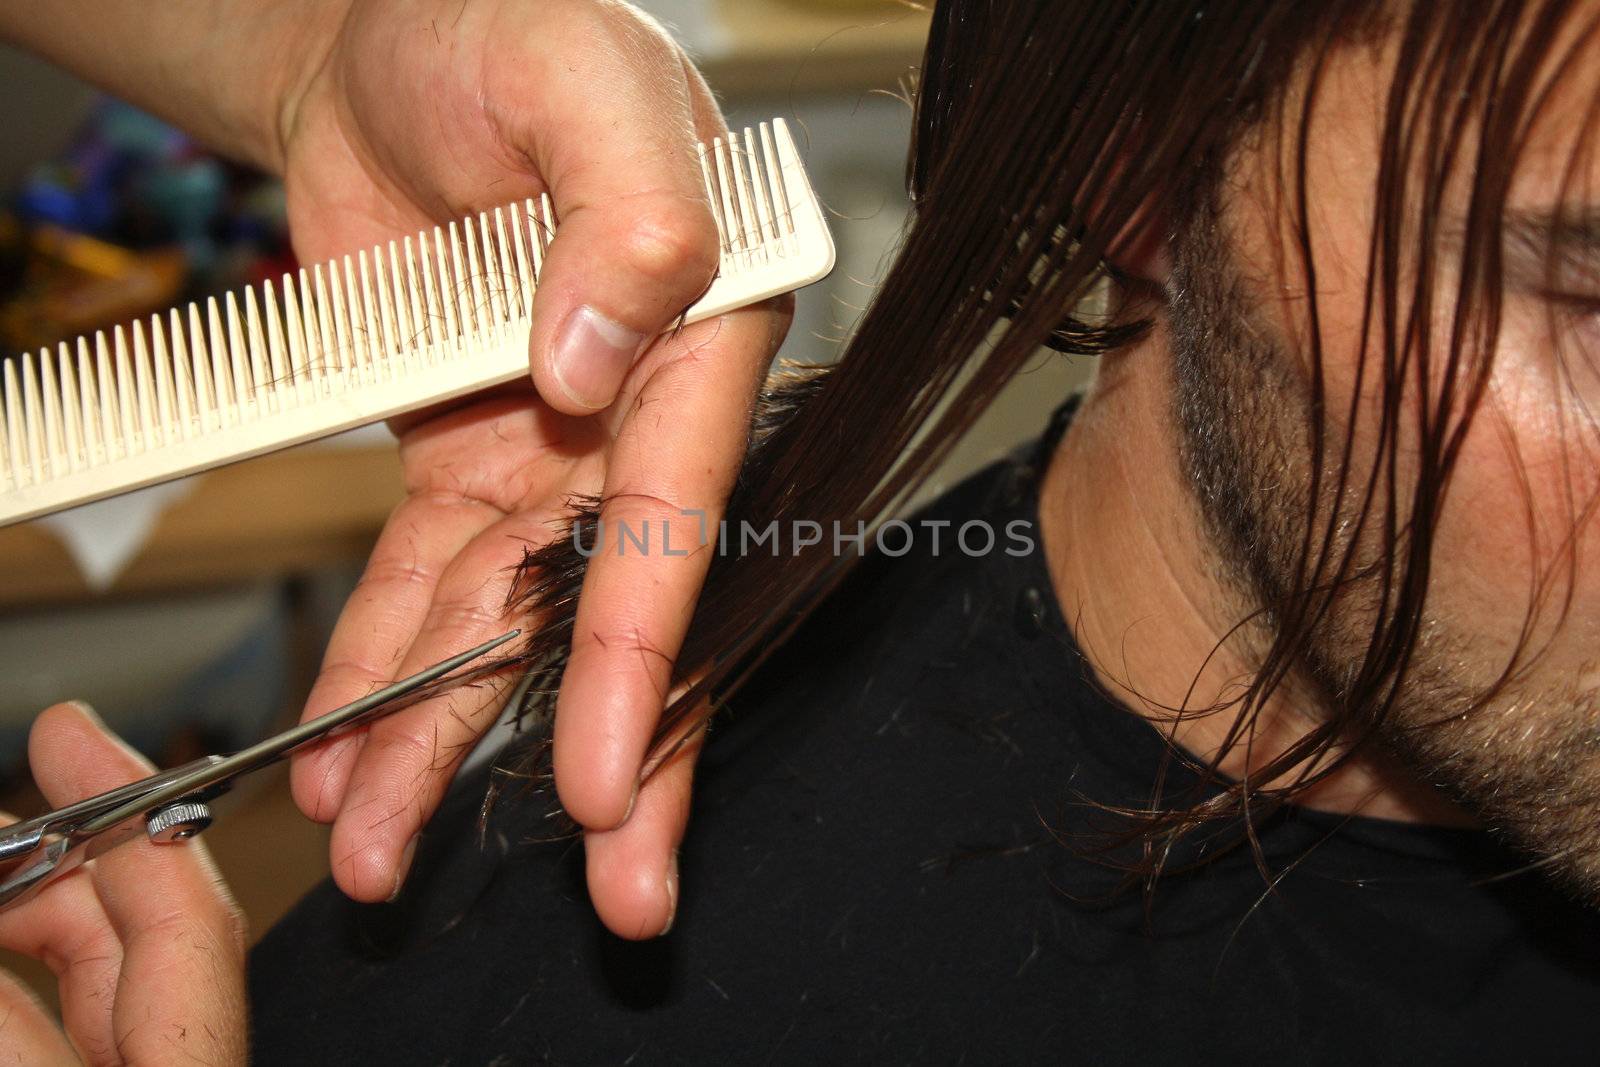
[278,0,789,938]
[0,704,247,1065]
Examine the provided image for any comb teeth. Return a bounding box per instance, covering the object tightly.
[0,201,569,485]
[0,119,833,527]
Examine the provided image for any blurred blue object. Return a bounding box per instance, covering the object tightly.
[13,100,181,237]
[11,99,269,264]
[135,157,227,272]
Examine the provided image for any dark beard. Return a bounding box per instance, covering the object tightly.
[1164,190,1600,905]
[1167,203,1314,636]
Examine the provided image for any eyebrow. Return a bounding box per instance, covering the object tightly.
[1499,209,1600,292]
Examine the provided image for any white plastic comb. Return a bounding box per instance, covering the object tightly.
[0,119,833,527]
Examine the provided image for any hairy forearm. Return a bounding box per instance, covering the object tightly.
[0,0,348,174]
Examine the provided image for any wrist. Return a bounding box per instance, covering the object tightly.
[235,0,353,175]
[0,0,352,176]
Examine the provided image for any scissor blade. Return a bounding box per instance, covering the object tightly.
[79,628,522,836]
[0,837,72,911]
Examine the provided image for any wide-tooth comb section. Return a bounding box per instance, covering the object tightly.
[480,212,505,330]
[161,312,194,441]
[708,137,739,256]
[186,303,216,432]
[19,354,45,482]
[38,351,64,479]
[434,226,460,350]
[461,219,487,338]
[764,122,795,244]
[339,259,360,382]
[56,344,82,473]
[76,338,101,465]
[149,317,175,437]
[3,359,24,488]
[130,322,159,452]
[353,251,379,383]
[91,332,116,457]
[107,330,134,455]
[0,118,832,525]
[375,245,402,378]
[730,135,762,261]
[742,127,775,254]
[507,209,531,320]
[445,223,468,345]
[492,208,518,322]
[417,233,442,358]
[243,286,274,412]
[310,266,335,386]
[262,279,297,410]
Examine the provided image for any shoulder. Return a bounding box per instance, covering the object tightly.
[695,447,1072,804]
[249,445,1127,1063]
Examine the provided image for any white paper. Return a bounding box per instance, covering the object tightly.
[37,479,196,591]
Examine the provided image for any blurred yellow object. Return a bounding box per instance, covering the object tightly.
[780,0,904,9]
[0,225,185,353]
[705,0,928,95]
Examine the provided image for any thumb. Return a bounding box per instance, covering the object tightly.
[518,24,727,415]
[528,173,722,414]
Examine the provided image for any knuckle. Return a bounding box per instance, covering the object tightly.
[367,724,445,774]
[135,907,241,972]
[594,626,674,669]
[621,203,719,287]
[357,552,437,595]
[600,488,688,525]
[365,708,487,786]
[138,907,205,946]
[295,752,350,823]
[310,659,390,699]
[420,599,519,642]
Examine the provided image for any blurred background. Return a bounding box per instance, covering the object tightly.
[0,0,1086,997]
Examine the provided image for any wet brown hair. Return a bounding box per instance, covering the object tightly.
[496,0,1600,879]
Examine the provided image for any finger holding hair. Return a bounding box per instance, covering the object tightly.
[583,717,705,940]
[555,297,789,839]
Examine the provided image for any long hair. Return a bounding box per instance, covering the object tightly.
[498,0,1600,880]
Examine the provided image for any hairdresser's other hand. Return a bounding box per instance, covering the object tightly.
[278,0,789,938]
[0,704,247,1065]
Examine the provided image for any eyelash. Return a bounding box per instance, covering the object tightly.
[1527,292,1600,376]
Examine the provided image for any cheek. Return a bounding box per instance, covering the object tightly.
[1426,323,1600,655]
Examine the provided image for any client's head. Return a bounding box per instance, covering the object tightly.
[1142,3,1600,895]
[515,0,1600,901]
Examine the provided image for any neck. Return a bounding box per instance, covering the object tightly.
[1036,328,1472,826]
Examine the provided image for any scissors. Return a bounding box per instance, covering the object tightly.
[0,629,521,914]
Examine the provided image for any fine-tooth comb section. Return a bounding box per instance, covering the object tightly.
[0,119,833,526]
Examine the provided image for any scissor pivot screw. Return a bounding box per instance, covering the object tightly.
[145,800,213,843]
